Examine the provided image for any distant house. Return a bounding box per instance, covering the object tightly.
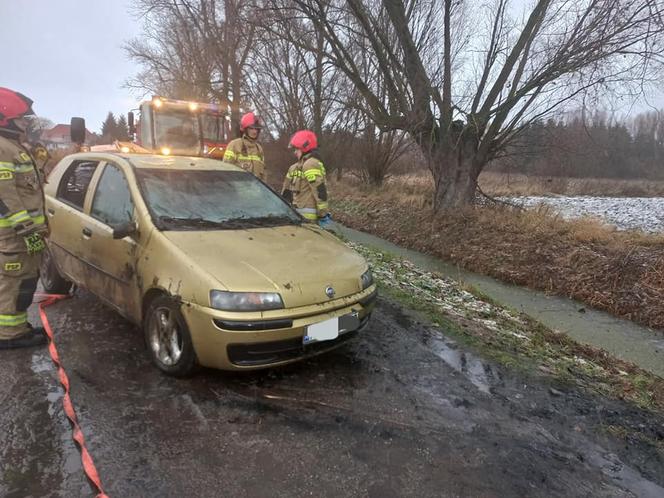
[40,124,95,150]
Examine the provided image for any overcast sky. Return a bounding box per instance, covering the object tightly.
[2,1,662,135]
[1,0,142,133]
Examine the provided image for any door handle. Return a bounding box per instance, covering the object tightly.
[47,208,55,215]
[82,227,92,237]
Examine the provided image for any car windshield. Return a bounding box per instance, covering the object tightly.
[136,169,302,230]
[153,110,201,155]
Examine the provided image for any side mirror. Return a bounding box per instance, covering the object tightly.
[112,221,137,240]
[128,111,136,136]
[70,117,86,144]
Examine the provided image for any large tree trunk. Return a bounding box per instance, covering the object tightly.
[427,129,484,209]
[433,157,479,209]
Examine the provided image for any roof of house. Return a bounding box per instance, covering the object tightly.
[40,124,94,142]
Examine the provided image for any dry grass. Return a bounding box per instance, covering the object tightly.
[479,171,664,197]
[333,175,434,210]
[348,171,664,199]
[330,178,664,330]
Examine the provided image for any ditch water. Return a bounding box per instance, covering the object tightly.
[334,224,664,378]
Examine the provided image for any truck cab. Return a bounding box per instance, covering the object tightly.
[130,96,231,159]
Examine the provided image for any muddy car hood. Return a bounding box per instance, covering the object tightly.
[162,225,368,308]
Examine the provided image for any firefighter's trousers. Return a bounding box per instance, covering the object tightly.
[0,251,41,339]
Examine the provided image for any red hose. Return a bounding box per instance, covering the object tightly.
[37,293,109,498]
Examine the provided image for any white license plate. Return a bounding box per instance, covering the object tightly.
[303,317,339,344]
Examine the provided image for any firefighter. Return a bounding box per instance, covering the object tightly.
[0,88,48,349]
[223,112,266,180]
[281,130,332,227]
[30,142,50,178]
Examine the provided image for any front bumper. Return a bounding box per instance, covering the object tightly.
[180,286,377,370]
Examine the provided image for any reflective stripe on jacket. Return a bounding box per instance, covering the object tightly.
[281,154,329,221]
[223,136,265,180]
[0,136,46,252]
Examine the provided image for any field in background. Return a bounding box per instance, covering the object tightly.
[480,172,664,197]
[352,171,664,202]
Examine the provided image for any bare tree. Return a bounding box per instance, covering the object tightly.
[246,16,347,137]
[25,116,54,143]
[125,0,256,131]
[254,0,413,182]
[262,0,664,208]
[353,126,410,185]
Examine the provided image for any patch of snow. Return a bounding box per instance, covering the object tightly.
[507,196,664,233]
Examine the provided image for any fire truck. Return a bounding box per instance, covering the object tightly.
[73,96,233,158]
[126,96,232,159]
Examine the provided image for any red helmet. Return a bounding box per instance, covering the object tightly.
[289,130,318,154]
[240,112,263,132]
[0,88,34,128]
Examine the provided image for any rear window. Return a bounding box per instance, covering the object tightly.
[56,160,99,210]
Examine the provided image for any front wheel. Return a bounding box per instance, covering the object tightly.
[40,246,72,294]
[144,296,197,376]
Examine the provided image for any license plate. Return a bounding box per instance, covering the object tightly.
[304,317,339,344]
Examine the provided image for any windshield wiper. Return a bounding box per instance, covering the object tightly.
[232,215,301,227]
[157,215,298,230]
[157,216,230,229]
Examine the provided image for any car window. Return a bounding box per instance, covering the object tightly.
[90,164,134,226]
[56,160,99,210]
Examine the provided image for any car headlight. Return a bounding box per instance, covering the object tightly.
[210,290,284,311]
[360,269,374,290]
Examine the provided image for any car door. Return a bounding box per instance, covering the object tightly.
[82,161,141,319]
[47,159,100,285]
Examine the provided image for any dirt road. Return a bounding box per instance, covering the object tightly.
[1,290,663,497]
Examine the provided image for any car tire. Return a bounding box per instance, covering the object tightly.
[40,246,73,294]
[144,295,197,376]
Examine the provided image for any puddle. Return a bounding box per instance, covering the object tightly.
[29,351,84,485]
[587,451,664,498]
[334,224,664,378]
[426,336,497,394]
[30,352,53,374]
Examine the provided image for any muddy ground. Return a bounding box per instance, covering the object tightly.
[1,290,663,498]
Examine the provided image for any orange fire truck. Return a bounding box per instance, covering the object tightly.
[126,96,232,159]
[74,96,233,158]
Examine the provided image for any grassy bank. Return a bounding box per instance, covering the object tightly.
[348,241,664,414]
[330,178,664,330]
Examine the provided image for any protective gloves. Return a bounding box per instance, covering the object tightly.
[318,213,333,228]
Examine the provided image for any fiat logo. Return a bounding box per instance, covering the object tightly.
[325,286,335,298]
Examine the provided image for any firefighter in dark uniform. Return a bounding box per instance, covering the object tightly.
[0,88,48,349]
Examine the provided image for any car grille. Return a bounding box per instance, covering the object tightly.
[214,318,293,331]
[227,315,370,367]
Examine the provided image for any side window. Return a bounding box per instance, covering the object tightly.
[56,160,99,210]
[90,164,134,226]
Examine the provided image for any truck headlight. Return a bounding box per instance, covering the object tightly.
[210,290,284,311]
[360,269,374,290]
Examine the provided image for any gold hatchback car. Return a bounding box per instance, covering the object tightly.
[41,152,376,375]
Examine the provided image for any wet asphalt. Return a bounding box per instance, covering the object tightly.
[1,289,664,498]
